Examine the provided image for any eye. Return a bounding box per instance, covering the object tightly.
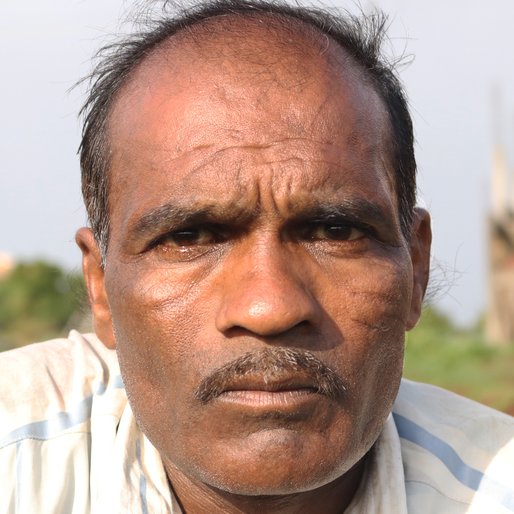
[306,222,365,242]
[153,227,219,249]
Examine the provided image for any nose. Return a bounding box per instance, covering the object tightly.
[215,239,321,336]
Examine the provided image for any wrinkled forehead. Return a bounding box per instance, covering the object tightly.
[107,14,394,189]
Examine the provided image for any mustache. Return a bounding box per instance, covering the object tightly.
[194,347,346,403]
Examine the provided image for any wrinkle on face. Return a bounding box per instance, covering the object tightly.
[108,130,400,252]
[107,49,397,250]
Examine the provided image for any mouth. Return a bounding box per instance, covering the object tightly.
[217,388,318,407]
[211,374,324,408]
[194,347,347,406]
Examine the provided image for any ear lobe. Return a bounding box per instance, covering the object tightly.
[405,208,432,331]
[75,227,116,349]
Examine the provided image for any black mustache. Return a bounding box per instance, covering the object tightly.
[194,347,346,403]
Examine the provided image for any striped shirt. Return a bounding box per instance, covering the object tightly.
[1,331,513,513]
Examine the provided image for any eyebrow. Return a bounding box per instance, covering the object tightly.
[127,196,398,243]
[127,202,257,242]
[293,199,400,243]
[289,198,391,227]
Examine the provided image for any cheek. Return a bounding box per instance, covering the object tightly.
[105,265,217,426]
[107,262,212,347]
[324,251,411,346]
[319,255,410,409]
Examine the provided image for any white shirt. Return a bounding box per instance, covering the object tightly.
[1,331,513,513]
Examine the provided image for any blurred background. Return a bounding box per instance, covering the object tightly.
[1,0,514,413]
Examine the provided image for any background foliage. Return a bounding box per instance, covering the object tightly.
[405,307,514,415]
[0,260,87,351]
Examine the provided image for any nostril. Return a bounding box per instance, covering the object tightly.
[221,319,312,340]
[295,320,311,331]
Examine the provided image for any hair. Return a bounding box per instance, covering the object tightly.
[79,0,416,261]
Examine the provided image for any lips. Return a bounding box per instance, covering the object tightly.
[213,373,321,409]
[218,373,320,394]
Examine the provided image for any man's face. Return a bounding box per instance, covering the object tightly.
[80,24,429,497]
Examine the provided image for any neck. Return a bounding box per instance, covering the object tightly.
[164,457,367,514]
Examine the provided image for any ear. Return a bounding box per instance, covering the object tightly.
[75,228,116,349]
[405,208,432,330]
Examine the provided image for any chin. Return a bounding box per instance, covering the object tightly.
[175,428,367,497]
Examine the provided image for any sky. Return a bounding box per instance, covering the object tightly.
[1,0,514,326]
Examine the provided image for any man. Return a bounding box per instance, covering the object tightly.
[1,1,513,512]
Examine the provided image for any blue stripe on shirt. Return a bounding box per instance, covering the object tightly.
[136,438,149,514]
[15,441,23,512]
[393,412,514,511]
[0,375,124,449]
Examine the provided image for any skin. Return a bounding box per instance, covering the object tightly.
[77,17,431,514]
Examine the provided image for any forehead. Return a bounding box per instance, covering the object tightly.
[107,16,395,217]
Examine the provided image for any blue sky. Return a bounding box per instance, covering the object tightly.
[2,0,514,325]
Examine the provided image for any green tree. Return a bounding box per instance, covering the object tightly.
[0,260,87,351]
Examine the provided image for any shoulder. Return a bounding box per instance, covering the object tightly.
[0,331,124,446]
[394,379,514,449]
[393,379,514,513]
[0,332,127,513]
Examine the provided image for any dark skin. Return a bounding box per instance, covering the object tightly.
[77,18,431,514]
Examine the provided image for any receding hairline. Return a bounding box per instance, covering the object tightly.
[107,11,393,161]
[111,10,376,104]
[106,11,396,197]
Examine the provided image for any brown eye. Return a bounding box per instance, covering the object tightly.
[309,223,364,242]
[159,228,216,247]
